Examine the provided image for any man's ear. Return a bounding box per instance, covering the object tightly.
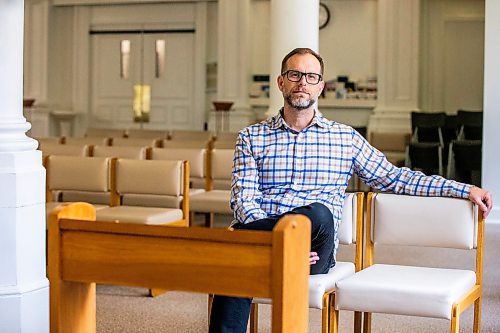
[277,74,284,92]
[319,80,325,92]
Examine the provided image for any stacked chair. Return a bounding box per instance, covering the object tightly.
[457,110,483,140]
[447,140,482,187]
[449,110,483,185]
[407,142,443,176]
[411,111,446,145]
[408,110,483,182]
[407,111,446,176]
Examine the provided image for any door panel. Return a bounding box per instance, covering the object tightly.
[90,31,195,130]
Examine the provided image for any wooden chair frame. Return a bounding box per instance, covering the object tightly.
[48,203,311,333]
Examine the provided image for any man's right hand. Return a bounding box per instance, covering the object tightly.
[309,252,319,265]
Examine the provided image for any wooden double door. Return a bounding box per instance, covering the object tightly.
[90,30,198,130]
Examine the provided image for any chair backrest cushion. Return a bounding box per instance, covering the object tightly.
[40,142,89,157]
[64,137,109,146]
[85,127,125,138]
[371,193,477,249]
[169,130,213,141]
[162,139,210,149]
[151,147,206,178]
[212,149,234,181]
[116,159,182,196]
[48,156,110,192]
[93,145,146,159]
[338,192,357,245]
[111,137,158,147]
[369,132,410,152]
[127,129,168,139]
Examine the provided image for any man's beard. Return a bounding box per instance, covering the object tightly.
[284,92,315,110]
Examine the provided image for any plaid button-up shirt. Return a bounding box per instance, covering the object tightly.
[231,110,471,253]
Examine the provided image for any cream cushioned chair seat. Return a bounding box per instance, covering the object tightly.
[254,262,355,309]
[189,188,206,195]
[96,206,183,225]
[335,263,476,320]
[190,190,231,214]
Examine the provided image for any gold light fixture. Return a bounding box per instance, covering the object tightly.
[133,84,151,123]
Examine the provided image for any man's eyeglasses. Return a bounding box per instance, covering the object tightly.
[281,70,323,85]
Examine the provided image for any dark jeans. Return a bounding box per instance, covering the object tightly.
[208,202,336,333]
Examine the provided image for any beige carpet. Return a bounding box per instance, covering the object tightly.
[96,216,500,333]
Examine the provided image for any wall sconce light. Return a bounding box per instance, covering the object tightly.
[120,40,131,79]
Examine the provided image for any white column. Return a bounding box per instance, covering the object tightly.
[215,0,253,132]
[483,0,500,224]
[23,0,51,106]
[0,1,49,332]
[267,0,319,116]
[368,0,420,135]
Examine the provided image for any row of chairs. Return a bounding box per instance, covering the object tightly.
[45,156,189,227]
[84,127,239,142]
[37,133,238,152]
[406,139,482,186]
[251,192,483,333]
[411,110,483,145]
[408,110,483,183]
[44,146,235,227]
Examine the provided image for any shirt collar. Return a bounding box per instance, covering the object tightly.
[268,108,331,130]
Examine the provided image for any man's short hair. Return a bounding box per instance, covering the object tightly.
[281,48,324,75]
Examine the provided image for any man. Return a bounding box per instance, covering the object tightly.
[208,47,493,333]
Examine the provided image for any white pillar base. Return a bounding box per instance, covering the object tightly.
[0,150,48,333]
[0,284,49,333]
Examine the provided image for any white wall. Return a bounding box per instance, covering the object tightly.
[420,0,485,113]
[249,0,377,83]
[319,0,377,82]
[483,0,500,223]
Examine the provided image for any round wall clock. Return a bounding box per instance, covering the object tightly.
[319,3,331,30]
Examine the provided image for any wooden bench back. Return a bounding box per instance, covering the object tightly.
[48,203,310,333]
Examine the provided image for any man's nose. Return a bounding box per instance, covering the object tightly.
[298,74,308,85]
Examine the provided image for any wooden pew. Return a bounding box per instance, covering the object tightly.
[48,203,311,333]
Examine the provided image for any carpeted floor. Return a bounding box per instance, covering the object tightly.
[96,216,500,333]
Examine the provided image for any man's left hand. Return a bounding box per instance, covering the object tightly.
[469,186,493,218]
